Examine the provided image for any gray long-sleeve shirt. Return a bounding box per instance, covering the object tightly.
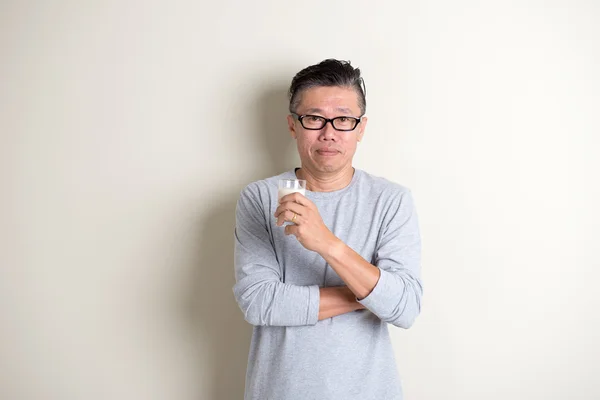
[233,168,423,400]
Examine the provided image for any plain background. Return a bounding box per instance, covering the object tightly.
[1,1,599,399]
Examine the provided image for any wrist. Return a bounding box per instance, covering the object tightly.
[346,287,365,310]
[324,235,346,262]
[337,286,362,310]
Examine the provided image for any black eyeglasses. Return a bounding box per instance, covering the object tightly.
[292,113,363,131]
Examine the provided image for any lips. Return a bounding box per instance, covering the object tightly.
[316,148,339,156]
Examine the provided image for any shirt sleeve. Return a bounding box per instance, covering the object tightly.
[232,185,320,326]
[358,189,423,328]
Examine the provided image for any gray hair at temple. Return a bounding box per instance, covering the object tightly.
[288,59,367,116]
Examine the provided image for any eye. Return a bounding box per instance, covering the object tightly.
[338,117,349,122]
[307,116,322,122]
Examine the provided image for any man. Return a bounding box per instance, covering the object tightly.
[233,59,422,400]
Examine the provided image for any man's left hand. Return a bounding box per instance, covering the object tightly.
[274,192,339,254]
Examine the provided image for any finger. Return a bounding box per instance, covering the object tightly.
[277,210,302,226]
[274,201,305,219]
[275,210,293,226]
[280,192,311,207]
[284,224,299,237]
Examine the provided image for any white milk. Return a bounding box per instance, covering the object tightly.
[278,188,306,202]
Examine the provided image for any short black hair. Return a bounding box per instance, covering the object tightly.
[288,59,366,115]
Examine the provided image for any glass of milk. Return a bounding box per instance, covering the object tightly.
[278,179,306,203]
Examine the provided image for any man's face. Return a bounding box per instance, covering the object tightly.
[287,86,367,175]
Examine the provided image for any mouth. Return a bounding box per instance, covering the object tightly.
[316,149,339,156]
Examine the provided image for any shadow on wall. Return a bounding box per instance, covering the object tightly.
[188,82,297,400]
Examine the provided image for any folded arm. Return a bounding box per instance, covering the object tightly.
[320,190,423,329]
[318,286,365,320]
[233,186,362,327]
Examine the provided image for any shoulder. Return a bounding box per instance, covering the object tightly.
[357,171,419,229]
[239,170,290,205]
[356,169,413,203]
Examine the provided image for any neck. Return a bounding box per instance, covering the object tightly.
[296,166,355,192]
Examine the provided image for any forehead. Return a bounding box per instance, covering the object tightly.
[296,86,361,114]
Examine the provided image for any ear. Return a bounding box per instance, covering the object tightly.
[357,116,368,142]
[287,115,298,139]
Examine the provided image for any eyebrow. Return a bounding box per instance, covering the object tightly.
[304,107,354,115]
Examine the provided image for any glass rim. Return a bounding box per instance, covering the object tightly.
[279,178,307,183]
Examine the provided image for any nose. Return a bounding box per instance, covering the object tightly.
[319,121,338,141]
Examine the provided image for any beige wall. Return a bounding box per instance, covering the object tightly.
[2,1,599,399]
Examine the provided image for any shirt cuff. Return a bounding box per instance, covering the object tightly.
[357,269,395,316]
[306,285,320,325]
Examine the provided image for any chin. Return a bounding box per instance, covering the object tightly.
[304,157,344,173]
[318,164,340,173]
